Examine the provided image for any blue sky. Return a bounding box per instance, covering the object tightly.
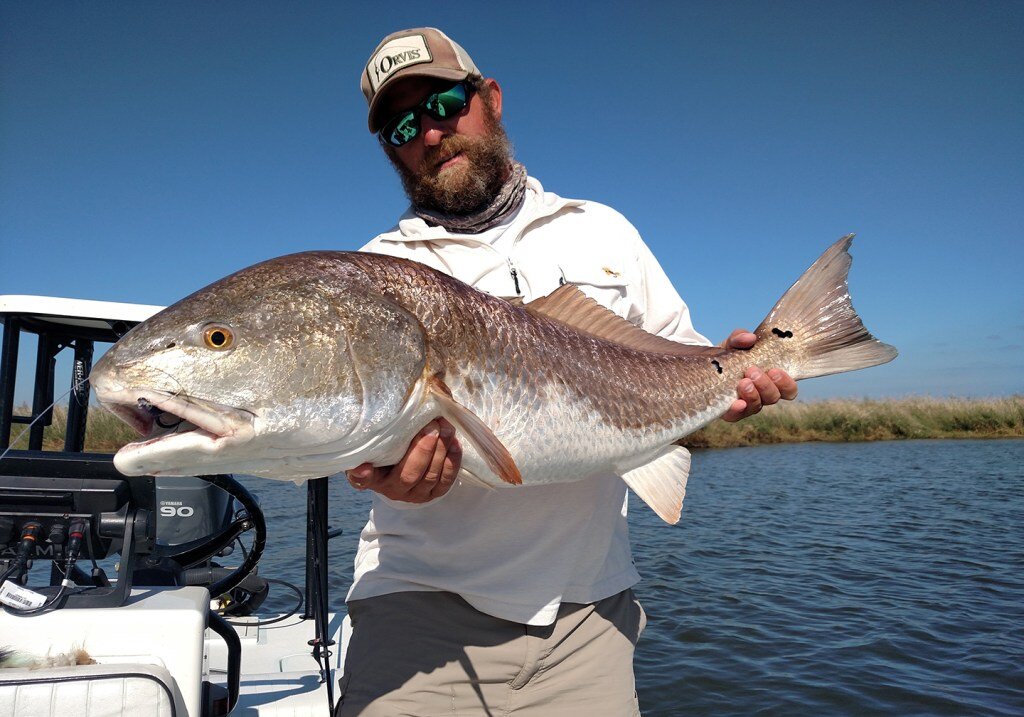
[1,2,1022,401]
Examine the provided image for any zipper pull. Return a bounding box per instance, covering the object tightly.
[507,258,522,296]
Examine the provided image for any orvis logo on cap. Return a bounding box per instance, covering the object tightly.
[367,35,432,93]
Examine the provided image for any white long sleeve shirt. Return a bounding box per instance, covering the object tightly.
[347,176,709,625]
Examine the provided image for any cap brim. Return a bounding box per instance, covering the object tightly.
[367,67,473,133]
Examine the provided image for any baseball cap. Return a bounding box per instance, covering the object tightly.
[361,27,482,133]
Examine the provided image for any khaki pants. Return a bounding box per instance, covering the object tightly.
[335,589,646,716]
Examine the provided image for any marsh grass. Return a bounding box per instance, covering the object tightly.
[683,396,1024,449]
[8,397,1023,454]
[8,404,137,452]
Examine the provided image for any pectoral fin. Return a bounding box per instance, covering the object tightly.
[621,446,691,525]
[429,377,523,486]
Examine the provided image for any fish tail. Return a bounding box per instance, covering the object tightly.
[754,235,897,380]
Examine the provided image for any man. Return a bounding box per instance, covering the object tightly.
[336,28,796,716]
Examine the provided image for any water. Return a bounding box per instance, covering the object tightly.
[238,440,1024,716]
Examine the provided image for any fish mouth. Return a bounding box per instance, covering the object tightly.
[94,386,256,476]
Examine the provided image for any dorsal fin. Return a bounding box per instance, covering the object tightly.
[525,284,725,357]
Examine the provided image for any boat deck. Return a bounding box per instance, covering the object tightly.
[207,611,346,716]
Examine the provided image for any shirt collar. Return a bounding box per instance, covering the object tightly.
[392,176,584,242]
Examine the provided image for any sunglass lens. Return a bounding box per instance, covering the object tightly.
[384,111,418,147]
[424,83,469,119]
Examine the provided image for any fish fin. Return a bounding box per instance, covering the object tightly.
[457,468,497,490]
[754,235,898,379]
[620,446,691,525]
[526,284,725,357]
[429,377,523,486]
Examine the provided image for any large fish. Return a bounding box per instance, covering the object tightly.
[90,236,896,524]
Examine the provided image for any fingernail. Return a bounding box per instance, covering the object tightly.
[424,423,440,438]
[768,369,783,381]
[749,368,762,380]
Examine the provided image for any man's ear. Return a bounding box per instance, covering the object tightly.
[483,78,502,120]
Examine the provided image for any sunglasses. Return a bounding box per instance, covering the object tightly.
[379,82,474,147]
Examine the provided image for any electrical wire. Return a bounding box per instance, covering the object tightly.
[222,578,304,627]
[0,562,20,585]
[236,533,249,560]
[0,522,40,603]
[3,523,86,617]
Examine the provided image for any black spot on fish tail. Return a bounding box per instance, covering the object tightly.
[711,359,723,374]
[772,328,794,339]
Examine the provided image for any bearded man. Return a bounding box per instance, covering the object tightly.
[335,28,796,717]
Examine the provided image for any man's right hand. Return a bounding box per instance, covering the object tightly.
[346,418,462,503]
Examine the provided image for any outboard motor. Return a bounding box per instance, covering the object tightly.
[155,477,235,547]
[149,476,270,615]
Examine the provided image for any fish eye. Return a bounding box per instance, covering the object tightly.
[202,325,235,350]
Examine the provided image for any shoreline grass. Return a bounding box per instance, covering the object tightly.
[7,397,1023,454]
[682,396,1024,449]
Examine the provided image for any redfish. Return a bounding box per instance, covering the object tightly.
[91,236,896,524]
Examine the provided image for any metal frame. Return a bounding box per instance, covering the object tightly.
[0,307,127,452]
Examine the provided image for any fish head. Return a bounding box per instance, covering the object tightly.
[91,253,427,478]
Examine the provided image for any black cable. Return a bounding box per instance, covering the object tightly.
[0,522,40,603]
[235,535,249,561]
[80,520,109,586]
[0,562,20,585]
[9,583,69,616]
[86,530,101,572]
[222,578,305,627]
[4,522,85,617]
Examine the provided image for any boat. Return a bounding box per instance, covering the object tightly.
[0,294,344,716]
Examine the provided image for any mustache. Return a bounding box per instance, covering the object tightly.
[419,135,477,173]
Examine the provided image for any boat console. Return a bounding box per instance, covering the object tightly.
[0,295,342,716]
[0,296,262,716]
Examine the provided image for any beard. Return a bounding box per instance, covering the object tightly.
[388,110,514,215]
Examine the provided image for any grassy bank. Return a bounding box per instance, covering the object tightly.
[6,404,137,453]
[6,397,1023,454]
[682,396,1024,449]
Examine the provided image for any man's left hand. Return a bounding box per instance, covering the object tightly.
[720,329,798,422]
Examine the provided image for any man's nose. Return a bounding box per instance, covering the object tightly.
[420,115,450,146]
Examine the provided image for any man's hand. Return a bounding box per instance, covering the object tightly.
[720,329,798,422]
[346,418,462,503]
